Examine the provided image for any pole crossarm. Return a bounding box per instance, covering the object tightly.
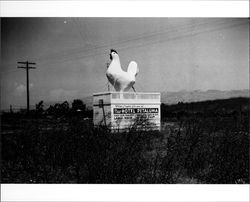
[18,61,36,65]
[18,66,36,69]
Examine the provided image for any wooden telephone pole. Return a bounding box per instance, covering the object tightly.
[17,61,36,114]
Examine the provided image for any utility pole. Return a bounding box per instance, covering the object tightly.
[17,61,36,115]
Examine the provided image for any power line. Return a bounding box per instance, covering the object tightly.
[32,21,215,67]
[2,20,246,79]
[2,19,236,70]
[30,19,223,64]
[2,19,247,75]
[17,61,36,115]
[37,20,248,68]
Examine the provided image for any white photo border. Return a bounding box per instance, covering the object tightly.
[0,1,249,202]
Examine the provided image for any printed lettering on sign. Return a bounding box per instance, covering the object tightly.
[114,108,159,114]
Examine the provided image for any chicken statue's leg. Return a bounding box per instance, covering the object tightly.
[132,86,136,93]
[106,81,110,91]
[113,79,117,92]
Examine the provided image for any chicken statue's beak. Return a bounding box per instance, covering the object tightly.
[110,53,112,60]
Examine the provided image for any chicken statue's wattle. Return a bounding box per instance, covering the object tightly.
[106,49,139,92]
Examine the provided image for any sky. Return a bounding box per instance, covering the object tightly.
[1,18,249,109]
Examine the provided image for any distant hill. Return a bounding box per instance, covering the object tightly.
[41,89,249,109]
[82,89,249,108]
[161,89,249,104]
[161,97,249,115]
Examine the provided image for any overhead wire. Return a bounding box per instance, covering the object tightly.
[31,19,224,65]
[51,19,240,60]
[36,19,248,69]
[32,20,220,67]
[32,19,245,92]
[2,19,247,75]
[1,19,234,71]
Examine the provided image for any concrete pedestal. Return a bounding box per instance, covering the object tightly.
[93,92,161,131]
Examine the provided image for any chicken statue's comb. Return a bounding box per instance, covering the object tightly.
[110,49,118,54]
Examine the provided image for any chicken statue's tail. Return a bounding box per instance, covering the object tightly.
[127,61,139,77]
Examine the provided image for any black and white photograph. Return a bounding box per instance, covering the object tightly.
[1,17,249,185]
[0,0,249,201]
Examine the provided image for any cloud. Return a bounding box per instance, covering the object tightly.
[49,88,78,101]
[14,84,26,96]
[14,83,34,96]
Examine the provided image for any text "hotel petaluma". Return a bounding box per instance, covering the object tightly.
[114,108,159,114]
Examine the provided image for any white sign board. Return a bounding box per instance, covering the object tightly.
[93,92,161,131]
[111,104,160,130]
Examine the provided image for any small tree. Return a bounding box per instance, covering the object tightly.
[71,99,86,113]
[35,100,44,117]
[57,101,70,116]
[46,101,70,117]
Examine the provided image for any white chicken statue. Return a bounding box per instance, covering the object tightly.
[106,49,139,93]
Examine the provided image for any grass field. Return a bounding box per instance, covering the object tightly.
[1,97,249,183]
